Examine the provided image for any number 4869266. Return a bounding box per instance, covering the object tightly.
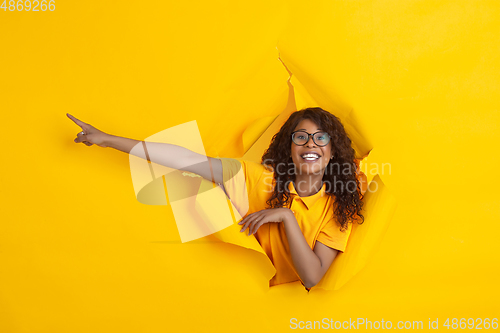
[1,0,55,11]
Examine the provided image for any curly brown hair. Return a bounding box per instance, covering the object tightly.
[261,107,364,231]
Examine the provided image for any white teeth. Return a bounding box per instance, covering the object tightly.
[301,153,320,160]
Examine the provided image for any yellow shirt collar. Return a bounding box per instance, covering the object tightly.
[288,181,328,210]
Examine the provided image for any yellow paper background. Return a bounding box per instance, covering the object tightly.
[1,0,499,332]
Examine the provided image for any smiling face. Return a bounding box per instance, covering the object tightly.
[291,118,333,177]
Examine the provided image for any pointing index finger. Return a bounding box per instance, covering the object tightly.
[66,113,87,128]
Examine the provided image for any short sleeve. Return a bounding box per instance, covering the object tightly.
[219,158,244,188]
[316,219,352,253]
[220,158,271,193]
[219,158,271,218]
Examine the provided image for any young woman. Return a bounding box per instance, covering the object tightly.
[67,107,365,290]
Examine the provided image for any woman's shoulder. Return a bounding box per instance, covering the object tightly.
[220,158,273,174]
[219,158,274,187]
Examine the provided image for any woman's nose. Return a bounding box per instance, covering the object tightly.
[305,136,317,147]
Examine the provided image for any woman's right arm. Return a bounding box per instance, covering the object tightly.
[67,113,224,184]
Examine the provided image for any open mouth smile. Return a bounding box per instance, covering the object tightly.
[300,153,321,162]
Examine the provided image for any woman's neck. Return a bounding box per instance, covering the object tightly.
[293,173,324,197]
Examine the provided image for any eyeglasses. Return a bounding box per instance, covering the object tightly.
[291,130,331,147]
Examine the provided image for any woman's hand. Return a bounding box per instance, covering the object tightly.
[238,208,293,235]
[67,113,110,147]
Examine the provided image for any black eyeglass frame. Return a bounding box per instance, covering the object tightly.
[291,130,331,147]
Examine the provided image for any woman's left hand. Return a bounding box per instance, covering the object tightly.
[238,208,292,235]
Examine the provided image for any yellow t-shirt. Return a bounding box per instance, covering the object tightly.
[220,158,352,287]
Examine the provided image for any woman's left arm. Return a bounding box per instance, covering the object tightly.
[281,209,339,289]
[239,207,339,289]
